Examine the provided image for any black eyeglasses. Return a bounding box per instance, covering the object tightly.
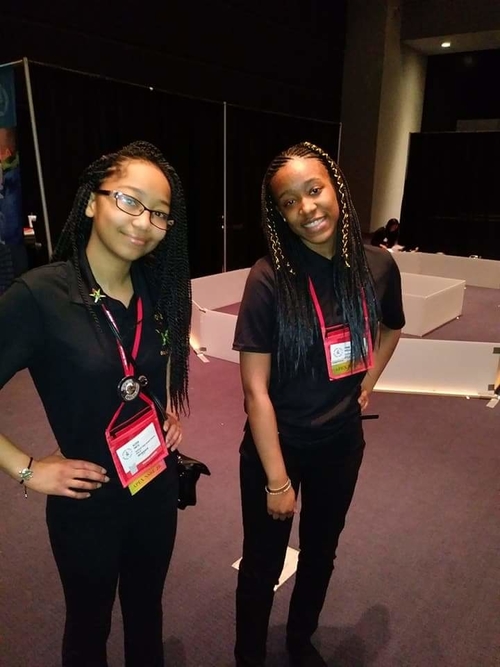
[95,190,174,231]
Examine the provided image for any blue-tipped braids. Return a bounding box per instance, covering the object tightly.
[52,140,191,415]
[262,141,379,378]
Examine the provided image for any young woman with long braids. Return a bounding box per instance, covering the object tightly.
[233,141,404,667]
[0,141,191,666]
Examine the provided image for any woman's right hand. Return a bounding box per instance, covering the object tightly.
[267,486,296,521]
[25,451,110,499]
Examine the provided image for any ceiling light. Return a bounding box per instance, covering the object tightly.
[441,41,451,48]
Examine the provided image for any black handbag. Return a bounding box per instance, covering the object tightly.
[176,451,211,510]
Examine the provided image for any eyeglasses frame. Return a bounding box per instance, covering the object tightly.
[94,189,174,231]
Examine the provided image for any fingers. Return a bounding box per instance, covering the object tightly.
[166,429,182,449]
[41,456,109,482]
[163,417,182,450]
[358,389,369,412]
[71,460,109,479]
[168,440,181,452]
[58,476,104,500]
[65,489,92,500]
[64,482,100,500]
[68,477,105,491]
[270,511,294,521]
[28,457,110,498]
[64,462,109,495]
[267,489,296,520]
[71,465,110,484]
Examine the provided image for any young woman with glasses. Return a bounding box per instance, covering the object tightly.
[0,140,191,666]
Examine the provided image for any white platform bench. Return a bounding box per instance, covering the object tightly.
[401,272,465,337]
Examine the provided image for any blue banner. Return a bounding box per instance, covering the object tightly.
[0,66,23,245]
[0,67,17,128]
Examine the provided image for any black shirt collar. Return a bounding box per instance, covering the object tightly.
[298,242,334,276]
[68,250,148,310]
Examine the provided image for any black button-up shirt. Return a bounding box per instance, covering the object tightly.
[233,245,405,445]
[0,259,168,477]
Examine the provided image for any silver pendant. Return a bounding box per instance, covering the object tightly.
[118,376,141,402]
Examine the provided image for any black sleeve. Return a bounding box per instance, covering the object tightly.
[365,246,405,330]
[379,256,405,330]
[0,279,44,388]
[232,259,276,353]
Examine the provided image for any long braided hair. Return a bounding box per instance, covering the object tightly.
[262,141,379,377]
[52,140,191,415]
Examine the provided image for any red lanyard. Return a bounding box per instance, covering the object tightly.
[308,278,327,330]
[308,278,369,331]
[101,298,144,375]
[308,278,374,380]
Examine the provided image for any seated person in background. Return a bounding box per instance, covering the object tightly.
[371,218,400,249]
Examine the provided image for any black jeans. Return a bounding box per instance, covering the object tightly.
[46,463,178,667]
[235,421,365,667]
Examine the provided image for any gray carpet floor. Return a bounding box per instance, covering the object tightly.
[1,286,499,667]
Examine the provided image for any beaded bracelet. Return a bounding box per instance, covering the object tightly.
[19,456,34,498]
[265,478,292,495]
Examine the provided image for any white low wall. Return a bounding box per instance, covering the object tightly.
[377,338,500,399]
[190,268,500,399]
[190,308,240,363]
[401,272,465,337]
[191,268,250,310]
[190,268,249,362]
[393,252,500,288]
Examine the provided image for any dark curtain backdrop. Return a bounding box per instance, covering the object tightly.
[400,131,500,260]
[421,49,500,133]
[24,63,225,278]
[225,106,340,271]
[14,62,341,278]
[1,3,346,122]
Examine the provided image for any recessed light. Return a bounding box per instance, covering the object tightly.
[441,41,451,48]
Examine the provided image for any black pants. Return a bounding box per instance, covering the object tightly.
[235,421,365,667]
[46,463,178,667]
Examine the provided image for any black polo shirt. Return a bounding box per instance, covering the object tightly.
[233,244,405,445]
[0,259,167,478]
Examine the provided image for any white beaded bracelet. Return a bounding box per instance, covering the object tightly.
[265,478,292,495]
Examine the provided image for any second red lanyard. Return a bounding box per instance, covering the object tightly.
[101,298,144,376]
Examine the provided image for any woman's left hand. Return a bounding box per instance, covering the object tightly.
[163,413,182,450]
